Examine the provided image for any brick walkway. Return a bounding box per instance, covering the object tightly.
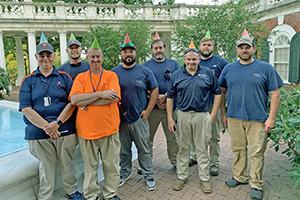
[115,126,300,200]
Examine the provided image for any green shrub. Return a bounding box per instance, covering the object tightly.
[269,87,300,188]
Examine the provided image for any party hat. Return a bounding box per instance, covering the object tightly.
[121,33,135,50]
[91,38,100,50]
[205,30,211,38]
[36,33,53,54]
[124,33,132,43]
[154,32,160,39]
[69,33,76,40]
[40,33,48,43]
[188,40,196,49]
[242,29,249,37]
[237,29,253,47]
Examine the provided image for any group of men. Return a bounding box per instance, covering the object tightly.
[19,29,283,200]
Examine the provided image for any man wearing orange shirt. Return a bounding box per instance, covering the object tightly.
[70,39,121,200]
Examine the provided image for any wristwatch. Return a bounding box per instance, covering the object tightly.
[55,119,63,126]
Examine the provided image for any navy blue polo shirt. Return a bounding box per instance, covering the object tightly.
[19,66,76,140]
[200,54,229,79]
[167,65,221,112]
[111,64,158,123]
[58,61,90,80]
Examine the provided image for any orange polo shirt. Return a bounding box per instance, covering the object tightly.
[69,70,121,140]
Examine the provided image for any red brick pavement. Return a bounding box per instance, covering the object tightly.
[116,125,300,200]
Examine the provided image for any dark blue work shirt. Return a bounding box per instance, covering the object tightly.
[19,66,75,140]
[200,55,229,79]
[142,58,180,110]
[58,61,90,81]
[167,65,221,112]
[111,64,158,123]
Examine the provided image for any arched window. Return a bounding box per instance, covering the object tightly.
[268,24,295,83]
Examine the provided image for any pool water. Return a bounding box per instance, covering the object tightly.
[0,107,27,156]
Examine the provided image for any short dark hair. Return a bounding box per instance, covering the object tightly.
[200,37,214,45]
[151,39,166,49]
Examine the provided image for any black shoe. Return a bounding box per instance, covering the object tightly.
[188,159,197,167]
[68,191,83,200]
[250,188,263,199]
[225,177,248,188]
[137,167,143,175]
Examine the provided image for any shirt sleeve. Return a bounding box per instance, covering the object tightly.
[146,68,158,90]
[19,76,32,111]
[218,67,227,88]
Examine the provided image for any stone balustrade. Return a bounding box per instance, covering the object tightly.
[0,1,197,21]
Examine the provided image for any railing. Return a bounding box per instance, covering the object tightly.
[0,0,295,21]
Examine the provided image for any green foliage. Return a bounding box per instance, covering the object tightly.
[0,68,11,99]
[5,53,18,86]
[269,87,300,188]
[3,37,15,57]
[82,20,153,70]
[172,0,269,62]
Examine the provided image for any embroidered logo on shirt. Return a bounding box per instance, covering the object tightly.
[212,65,217,68]
[56,81,62,86]
[253,73,262,78]
[198,74,207,78]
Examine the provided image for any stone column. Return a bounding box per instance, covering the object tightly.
[58,31,68,65]
[0,31,6,70]
[14,36,25,86]
[86,2,96,19]
[26,31,37,73]
[116,2,125,20]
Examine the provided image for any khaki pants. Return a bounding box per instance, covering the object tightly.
[227,117,268,190]
[190,108,222,167]
[78,133,120,200]
[177,110,212,181]
[148,109,178,166]
[27,134,78,200]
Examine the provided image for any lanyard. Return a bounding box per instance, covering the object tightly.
[90,69,103,92]
[40,76,53,97]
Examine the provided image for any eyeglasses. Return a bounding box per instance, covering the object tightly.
[121,43,134,48]
[38,53,54,59]
[184,48,199,54]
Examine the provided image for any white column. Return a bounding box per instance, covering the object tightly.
[58,31,68,65]
[0,31,6,70]
[14,36,25,86]
[26,31,37,73]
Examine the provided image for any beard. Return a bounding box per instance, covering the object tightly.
[199,49,212,58]
[187,64,197,71]
[153,52,165,60]
[122,56,136,65]
[238,52,252,62]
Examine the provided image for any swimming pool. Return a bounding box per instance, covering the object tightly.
[0,106,27,156]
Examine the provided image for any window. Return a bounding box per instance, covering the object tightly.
[273,35,290,82]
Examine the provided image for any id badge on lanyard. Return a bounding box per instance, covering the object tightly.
[41,76,53,107]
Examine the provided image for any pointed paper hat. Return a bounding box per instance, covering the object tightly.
[154,32,160,39]
[91,38,100,50]
[236,29,254,47]
[67,33,81,48]
[70,33,76,40]
[188,40,196,49]
[242,29,249,37]
[205,30,211,38]
[40,32,48,44]
[36,32,54,54]
[121,33,135,50]
[185,40,199,54]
